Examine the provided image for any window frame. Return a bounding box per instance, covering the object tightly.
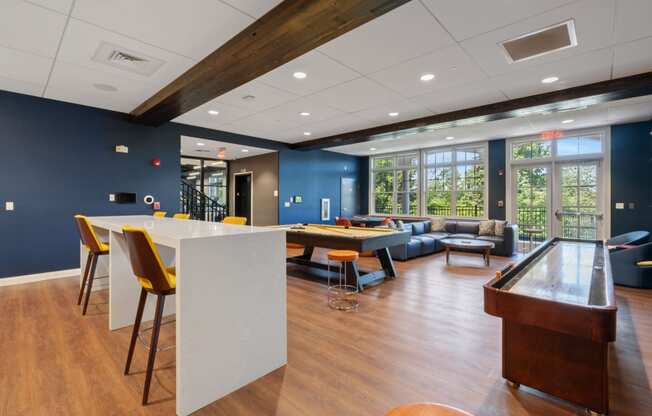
[370,152,419,216]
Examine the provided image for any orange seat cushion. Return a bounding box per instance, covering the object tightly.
[385,403,474,416]
[286,243,305,249]
[327,250,359,262]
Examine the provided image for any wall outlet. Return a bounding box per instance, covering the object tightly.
[273,190,278,197]
[284,201,291,208]
[615,202,624,209]
[115,145,128,153]
[109,193,116,202]
[628,202,636,210]
[5,201,14,211]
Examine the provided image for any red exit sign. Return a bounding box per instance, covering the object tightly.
[540,130,564,140]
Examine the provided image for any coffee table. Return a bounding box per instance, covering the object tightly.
[441,238,495,266]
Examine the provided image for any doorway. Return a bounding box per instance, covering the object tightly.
[555,160,602,240]
[234,172,252,225]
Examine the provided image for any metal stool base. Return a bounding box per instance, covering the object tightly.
[327,284,358,311]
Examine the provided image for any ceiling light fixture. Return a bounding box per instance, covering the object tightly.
[370,147,377,151]
[93,83,118,92]
[541,76,559,84]
[293,71,307,79]
[196,142,205,146]
[242,95,256,101]
[420,73,435,82]
[241,149,249,153]
[208,110,219,115]
[303,132,311,136]
[445,136,454,140]
[388,112,399,117]
[562,119,574,124]
[300,112,311,116]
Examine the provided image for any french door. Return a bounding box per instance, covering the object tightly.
[512,165,551,241]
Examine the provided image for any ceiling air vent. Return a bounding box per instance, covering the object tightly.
[501,20,577,63]
[92,41,165,76]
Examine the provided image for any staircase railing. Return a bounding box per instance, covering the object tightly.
[180,180,226,222]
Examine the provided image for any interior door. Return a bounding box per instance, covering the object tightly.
[512,164,551,242]
[234,173,252,225]
[340,177,359,218]
[554,161,603,240]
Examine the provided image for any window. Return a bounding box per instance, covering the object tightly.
[511,140,551,160]
[371,153,418,215]
[424,145,486,218]
[556,134,602,156]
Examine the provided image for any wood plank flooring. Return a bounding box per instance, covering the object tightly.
[0,249,650,415]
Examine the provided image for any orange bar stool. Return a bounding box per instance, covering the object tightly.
[121,226,176,405]
[172,213,190,219]
[74,215,110,315]
[153,211,167,218]
[286,242,305,258]
[326,250,359,311]
[385,403,474,416]
[222,216,247,225]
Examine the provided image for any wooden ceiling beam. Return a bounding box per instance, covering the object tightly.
[291,71,652,150]
[130,0,411,126]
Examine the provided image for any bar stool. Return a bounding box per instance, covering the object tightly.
[326,250,359,311]
[385,403,474,416]
[121,226,176,405]
[172,213,190,219]
[286,242,305,258]
[74,215,110,315]
[153,211,167,218]
[222,216,247,225]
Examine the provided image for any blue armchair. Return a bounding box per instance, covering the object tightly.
[607,230,650,247]
[610,241,652,288]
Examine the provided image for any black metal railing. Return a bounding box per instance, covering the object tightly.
[427,206,484,217]
[180,180,226,222]
[516,207,547,241]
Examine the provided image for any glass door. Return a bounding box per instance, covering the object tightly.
[512,165,551,245]
[555,161,603,240]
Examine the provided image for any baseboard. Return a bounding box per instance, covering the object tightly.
[0,268,80,287]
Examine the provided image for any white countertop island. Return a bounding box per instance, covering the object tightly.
[82,215,287,415]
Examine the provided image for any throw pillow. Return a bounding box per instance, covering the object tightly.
[387,219,397,229]
[396,220,405,230]
[431,217,446,232]
[495,220,508,237]
[479,219,495,236]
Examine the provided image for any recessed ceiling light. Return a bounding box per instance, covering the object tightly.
[196,142,205,146]
[388,112,399,117]
[293,71,307,79]
[93,83,118,92]
[241,149,249,153]
[303,132,311,136]
[242,95,256,101]
[208,110,219,115]
[420,73,435,82]
[562,119,574,124]
[370,147,377,151]
[300,112,311,116]
[445,136,455,140]
[541,76,559,84]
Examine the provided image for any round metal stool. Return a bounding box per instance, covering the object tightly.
[326,250,359,311]
[385,402,474,416]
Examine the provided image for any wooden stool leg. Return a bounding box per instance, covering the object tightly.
[77,252,93,305]
[82,253,98,315]
[142,294,165,405]
[124,288,148,375]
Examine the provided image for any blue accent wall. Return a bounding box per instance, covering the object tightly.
[610,121,652,235]
[488,139,507,220]
[278,149,367,224]
[0,90,287,278]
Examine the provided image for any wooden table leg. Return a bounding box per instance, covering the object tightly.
[485,248,490,266]
[446,246,450,265]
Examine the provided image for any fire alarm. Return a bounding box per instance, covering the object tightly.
[151,159,161,167]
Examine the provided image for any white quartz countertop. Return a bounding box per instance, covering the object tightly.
[88,215,285,242]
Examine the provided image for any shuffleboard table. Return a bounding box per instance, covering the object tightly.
[484,238,617,415]
[278,224,410,290]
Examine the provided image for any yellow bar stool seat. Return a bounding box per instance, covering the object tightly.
[326,250,359,311]
[385,403,474,416]
[121,225,176,406]
[222,216,247,225]
[74,215,110,315]
[153,211,167,218]
[172,213,190,219]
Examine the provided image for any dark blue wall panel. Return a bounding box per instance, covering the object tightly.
[610,121,652,236]
[278,149,367,224]
[0,90,287,278]
[488,139,507,220]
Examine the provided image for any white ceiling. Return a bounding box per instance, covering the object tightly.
[1,0,651,148]
[180,136,275,160]
[327,95,652,156]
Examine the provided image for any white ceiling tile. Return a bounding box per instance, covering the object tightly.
[215,80,298,112]
[368,45,487,98]
[226,112,300,138]
[310,77,403,113]
[318,1,455,74]
[0,1,67,57]
[258,97,345,126]
[489,48,613,99]
[27,0,73,14]
[613,36,652,78]
[0,74,44,97]
[274,114,372,143]
[460,0,616,76]
[421,0,575,41]
[44,60,160,112]
[173,100,255,128]
[412,81,507,114]
[258,51,360,96]
[72,0,253,60]
[607,96,652,123]
[219,0,283,18]
[352,99,433,125]
[0,46,53,86]
[614,0,652,43]
[57,19,195,86]
[180,136,275,160]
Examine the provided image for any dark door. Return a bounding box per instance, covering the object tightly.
[235,173,252,225]
[340,177,359,218]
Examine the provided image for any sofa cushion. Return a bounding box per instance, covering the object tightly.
[406,238,423,258]
[412,222,426,235]
[423,221,432,233]
[456,221,480,234]
[413,235,436,255]
[476,235,503,244]
[431,217,446,232]
[423,232,449,240]
[495,220,508,237]
[479,220,495,236]
[449,233,477,239]
[444,221,457,233]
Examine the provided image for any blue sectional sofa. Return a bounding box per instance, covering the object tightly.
[388,219,518,261]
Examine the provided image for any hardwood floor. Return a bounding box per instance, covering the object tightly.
[1,249,650,415]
